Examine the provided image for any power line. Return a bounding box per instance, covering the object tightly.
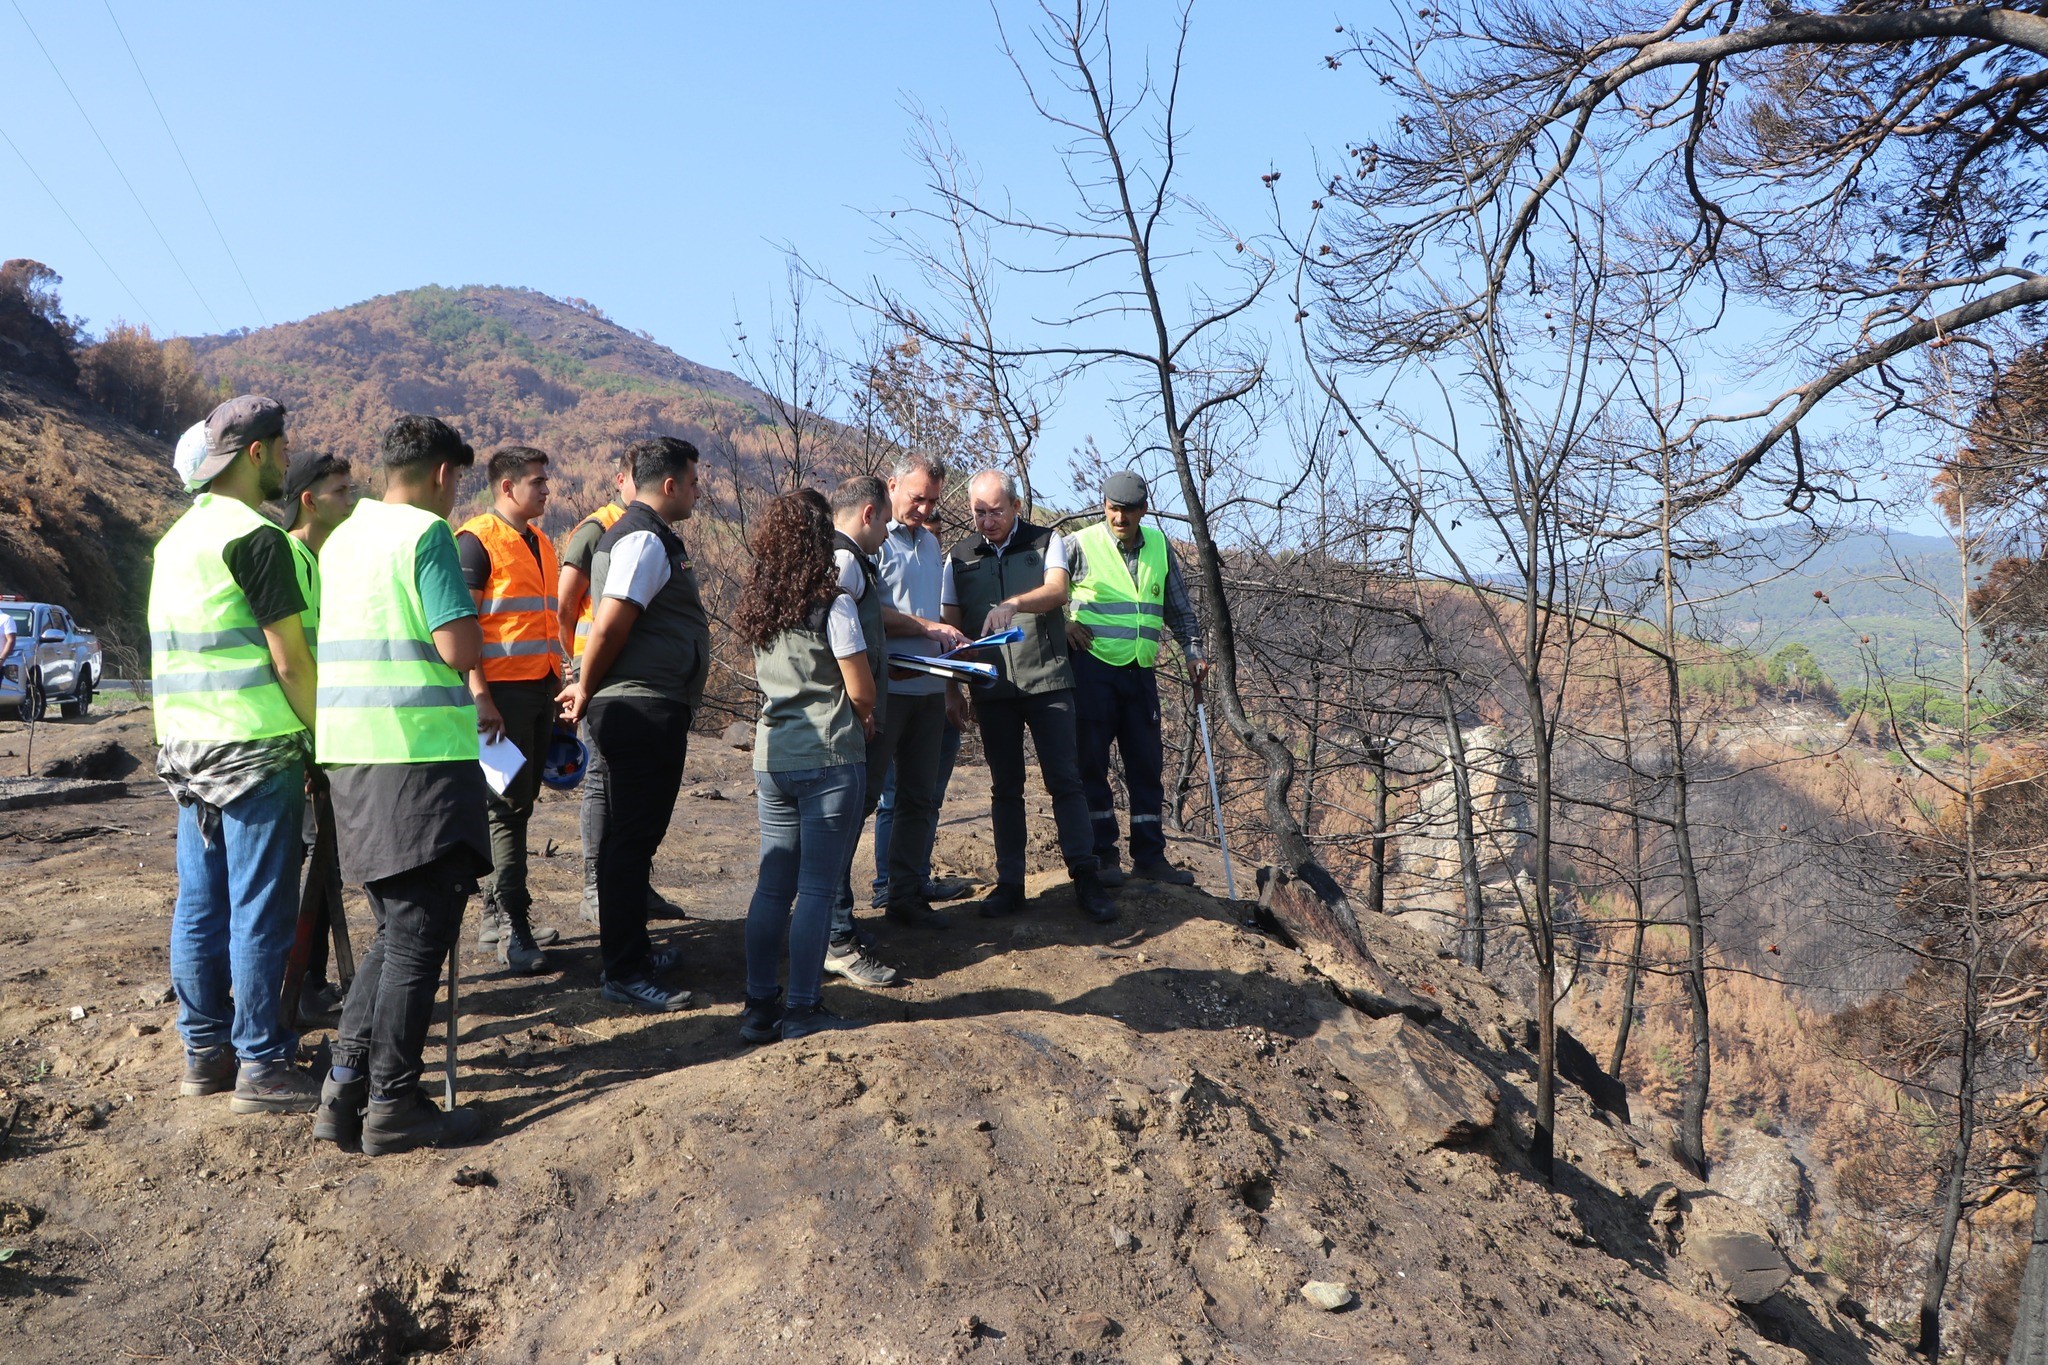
[101,0,267,326]
[9,0,224,332]
[0,121,160,331]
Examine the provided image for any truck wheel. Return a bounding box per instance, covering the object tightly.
[59,669,92,719]
[19,671,45,723]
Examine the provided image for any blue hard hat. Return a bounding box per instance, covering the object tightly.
[542,722,588,790]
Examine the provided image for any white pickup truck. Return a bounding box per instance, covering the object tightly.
[1,596,102,721]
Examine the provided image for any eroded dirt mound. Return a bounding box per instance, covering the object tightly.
[0,708,1902,1363]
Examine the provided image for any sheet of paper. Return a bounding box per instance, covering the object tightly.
[887,652,1000,684]
[478,731,527,796]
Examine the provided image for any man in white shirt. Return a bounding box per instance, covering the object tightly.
[836,455,969,934]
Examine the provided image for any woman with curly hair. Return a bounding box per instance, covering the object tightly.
[733,489,877,1041]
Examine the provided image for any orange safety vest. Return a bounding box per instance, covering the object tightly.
[459,511,563,683]
[570,502,627,659]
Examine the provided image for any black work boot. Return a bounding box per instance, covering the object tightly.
[978,882,1027,918]
[1073,867,1120,924]
[312,1071,368,1150]
[361,1089,484,1157]
[497,905,548,975]
[739,989,783,1045]
[885,893,951,930]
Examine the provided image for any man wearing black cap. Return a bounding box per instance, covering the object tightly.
[279,451,356,1021]
[1064,471,1208,887]
[149,394,323,1113]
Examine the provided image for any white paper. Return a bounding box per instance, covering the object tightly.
[478,731,526,796]
[888,652,1000,684]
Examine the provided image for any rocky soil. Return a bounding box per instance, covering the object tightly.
[0,701,1907,1363]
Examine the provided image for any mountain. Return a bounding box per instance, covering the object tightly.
[0,367,186,663]
[191,285,780,533]
[1673,529,1967,689]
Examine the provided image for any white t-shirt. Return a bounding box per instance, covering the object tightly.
[826,594,864,659]
[834,547,867,599]
[601,530,672,607]
[940,524,1068,608]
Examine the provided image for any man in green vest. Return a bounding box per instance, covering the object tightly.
[943,469,1118,922]
[1065,471,1209,887]
[279,449,356,1021]
[151,394,321,1114]
[311,415,488,1155]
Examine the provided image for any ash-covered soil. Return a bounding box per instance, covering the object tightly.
[0,702,1903,1363]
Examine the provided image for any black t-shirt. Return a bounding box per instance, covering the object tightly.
[456,522,544,593]
[223,523,306,627]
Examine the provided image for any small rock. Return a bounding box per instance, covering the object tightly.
[585,1353,621,1365]
[957,1315,982,1336]
[69,1005,89,1022]
[1300,1280,1355,1311]
[452,1166,497,1188]
[129,1022,159,1037]
[1073,1312,1120,1343]
[140,986,174,1007]
[688,784,727,801]
[720,720,753,750]
[1111,1227,1136,1253]
[1328,1090,1351,1104]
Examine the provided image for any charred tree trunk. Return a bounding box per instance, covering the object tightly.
[2008,1121,2048,1365]
[1366,736,1389,919]
[1918,962,1978,1359]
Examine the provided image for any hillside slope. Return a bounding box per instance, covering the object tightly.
[0,711,1902,1364]
[192,286,776,531]
[0,369,187,660]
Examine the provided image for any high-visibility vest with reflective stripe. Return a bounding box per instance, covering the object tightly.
[458,510,562,682]
[571,502,626,658]
[285,532,321,650]
[1069,521,1168,668]
[315,500,479,766]
[147,493,307,743]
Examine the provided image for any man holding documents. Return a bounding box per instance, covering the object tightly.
[457,446,565,975]
[840,454,971,934]
[944,470,1117,922]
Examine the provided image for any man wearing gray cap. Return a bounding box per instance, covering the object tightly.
[1064,471,1208,887]
[149,394,323,1113]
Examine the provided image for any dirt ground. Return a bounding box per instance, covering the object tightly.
[0,699,1906,1363]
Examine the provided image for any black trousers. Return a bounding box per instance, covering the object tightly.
[975,688,1098,885]
[588,692,690,982]
[332,850,473,1098]
[1072,651,1167,867]
[482,676,558,915]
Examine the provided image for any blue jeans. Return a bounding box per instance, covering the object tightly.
[869,721,960,903]
[170,761,306,1063]
[748,764,867,1010]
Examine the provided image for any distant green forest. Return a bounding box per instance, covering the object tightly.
[1676,530,1979,691]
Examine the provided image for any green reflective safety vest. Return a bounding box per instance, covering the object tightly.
[1069,521,1168,668]
[285,533,320,649]
[148,493,306,744]
[315,500,479,766]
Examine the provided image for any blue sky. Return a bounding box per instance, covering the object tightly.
[2,1,1372,498]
